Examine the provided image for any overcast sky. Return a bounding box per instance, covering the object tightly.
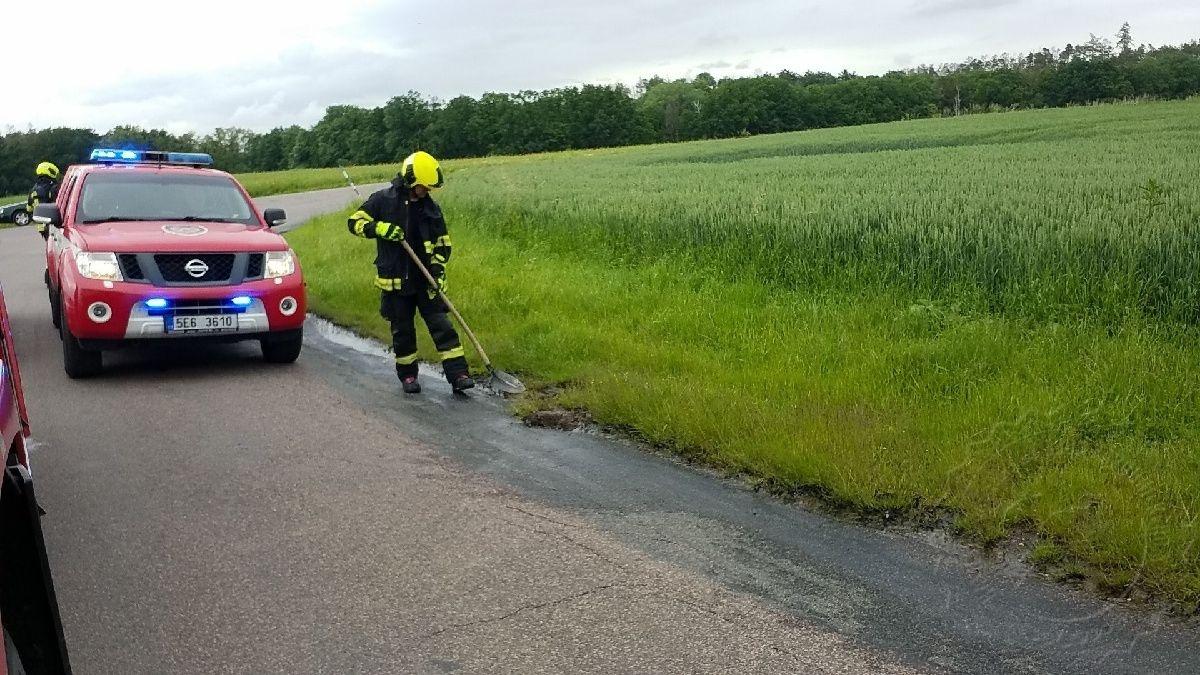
[4,0,1195,135]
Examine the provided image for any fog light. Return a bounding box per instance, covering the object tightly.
[88,302,112,323]
[279,296,298,316]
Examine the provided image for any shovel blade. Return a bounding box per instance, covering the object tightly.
[488,368,526,395]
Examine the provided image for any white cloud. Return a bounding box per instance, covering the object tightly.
[3,0,1196,134]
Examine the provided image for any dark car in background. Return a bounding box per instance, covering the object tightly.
[0,203,30,227]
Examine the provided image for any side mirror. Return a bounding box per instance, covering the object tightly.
[263,208,287,229]
[32,203,62,228]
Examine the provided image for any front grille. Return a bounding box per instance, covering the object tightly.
[118,254,145,280]
[245,253,264,279]
[166,299,244,316]
[154,254,235,283]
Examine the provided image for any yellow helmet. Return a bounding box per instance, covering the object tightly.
[400,151,444,189]
[36,161,61,180]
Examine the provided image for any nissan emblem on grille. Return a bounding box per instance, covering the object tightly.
[185,259,210,278]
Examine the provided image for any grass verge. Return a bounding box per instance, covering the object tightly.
[289,205,1200,612]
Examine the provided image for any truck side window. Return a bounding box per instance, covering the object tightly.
[57,174,77,211]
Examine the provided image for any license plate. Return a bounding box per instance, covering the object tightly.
[170,314,237,333]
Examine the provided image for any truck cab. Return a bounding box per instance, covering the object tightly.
[0,283,71,674]
[36,150,306,378]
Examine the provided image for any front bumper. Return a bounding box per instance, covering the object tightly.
[123,298,271,338]
[63,274,306,342]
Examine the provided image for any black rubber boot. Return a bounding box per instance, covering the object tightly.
[401,375,421,394]
[451,373,475,393]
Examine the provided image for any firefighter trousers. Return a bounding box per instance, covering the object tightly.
[381,291,468,380]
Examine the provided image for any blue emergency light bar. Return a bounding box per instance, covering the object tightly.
[90,149,140,161]
[88,148,214,167]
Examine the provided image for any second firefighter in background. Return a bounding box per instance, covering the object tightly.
[29,161,60,240]
[347,152,475,394]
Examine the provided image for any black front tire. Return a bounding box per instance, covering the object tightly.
[61,305,101,379]
[47,285,61,332]
[12,210,30,227]
[4,628,27,675]
[0,467,71,674]
[261,329,303,364]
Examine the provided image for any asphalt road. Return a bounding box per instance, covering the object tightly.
[1,190,1195,673]
[255,183,386,233]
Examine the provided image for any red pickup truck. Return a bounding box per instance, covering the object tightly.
[0,284,71,674]
[34,150,306,378]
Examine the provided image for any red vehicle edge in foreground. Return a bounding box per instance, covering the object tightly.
[35,150,306,378]
[0,284,71,674]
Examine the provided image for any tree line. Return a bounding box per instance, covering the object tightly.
[1,25,1197,196]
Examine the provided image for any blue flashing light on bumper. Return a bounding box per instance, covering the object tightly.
[231,296,252,307]
[145,298,169,309]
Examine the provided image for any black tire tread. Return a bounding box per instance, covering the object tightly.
[61,304,101,379]
[261,330,303,364]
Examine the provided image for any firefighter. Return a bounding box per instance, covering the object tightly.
[28,162,60,240]
[346,151,475,394]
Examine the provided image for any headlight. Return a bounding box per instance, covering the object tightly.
[264,250,296,279]
[75,252,123,281]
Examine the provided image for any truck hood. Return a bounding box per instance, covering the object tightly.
[73,221,290,253]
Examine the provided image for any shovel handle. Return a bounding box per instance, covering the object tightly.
[398,240,493,370]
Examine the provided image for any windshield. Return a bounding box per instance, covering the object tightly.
[77,171,256,225]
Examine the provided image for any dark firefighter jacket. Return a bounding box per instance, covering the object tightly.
[346,178,451,295]
[28,177,58,235]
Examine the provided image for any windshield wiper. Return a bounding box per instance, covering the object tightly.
[161,216,242,223]
[80,217,158,224]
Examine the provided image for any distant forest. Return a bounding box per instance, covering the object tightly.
[2,24,1197,195]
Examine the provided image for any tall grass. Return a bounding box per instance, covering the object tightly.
[289,99,1200,609]
[443,100,1200,325]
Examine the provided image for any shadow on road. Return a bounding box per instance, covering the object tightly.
[79,342,280,381]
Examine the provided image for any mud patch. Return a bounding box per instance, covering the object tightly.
[522,407,594,431]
